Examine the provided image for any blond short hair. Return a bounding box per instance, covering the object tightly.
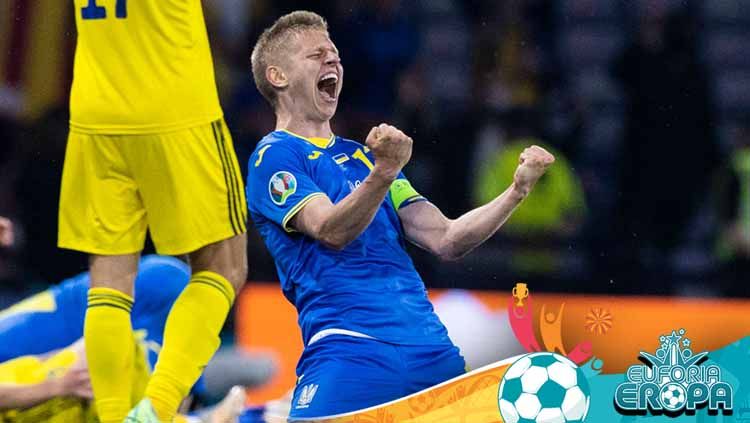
[251,11,328,107]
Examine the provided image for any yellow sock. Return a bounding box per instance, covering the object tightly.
[85,287,135,423]
[145,271,235,421]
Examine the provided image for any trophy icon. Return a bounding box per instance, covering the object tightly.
[512,283,529,307]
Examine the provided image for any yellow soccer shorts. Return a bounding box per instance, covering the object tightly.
[58,119,247,255]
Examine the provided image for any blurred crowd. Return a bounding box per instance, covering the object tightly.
[1,0,749,302]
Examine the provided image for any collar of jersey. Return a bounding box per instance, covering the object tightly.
[280,129,335,149]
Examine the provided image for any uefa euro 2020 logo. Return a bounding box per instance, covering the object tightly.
[615,329,733,416]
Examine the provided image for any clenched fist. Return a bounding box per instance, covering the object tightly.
[513,145,555,197]
[366,123,413,180]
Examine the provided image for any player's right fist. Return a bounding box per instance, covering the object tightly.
[366,123,413,180]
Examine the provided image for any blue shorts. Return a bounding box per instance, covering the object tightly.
[288,336,465,419]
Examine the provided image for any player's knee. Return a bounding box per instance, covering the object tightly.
[216,245,247,294]
[190,234,247,294]
[203,254,246,295]
[226,236,248,294]
[227,256,248,294]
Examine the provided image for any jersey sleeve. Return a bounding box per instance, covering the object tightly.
[247,143,327,232]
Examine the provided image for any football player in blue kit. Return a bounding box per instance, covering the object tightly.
[0,255,256,422]
[0,255,194,377]
[246,11,555,418]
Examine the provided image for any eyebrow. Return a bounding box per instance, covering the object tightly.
[308,45,339,56]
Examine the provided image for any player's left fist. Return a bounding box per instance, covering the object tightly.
[512,145,555,197]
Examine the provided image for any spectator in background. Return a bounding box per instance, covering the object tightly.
[473,116,585,237]
[612,8,718,285]
[473,3,542,116]
[0,215,16,291]
[472,110,585,277]
[714,120,750,295]
[0,116,21,231]
[0,217,13,248]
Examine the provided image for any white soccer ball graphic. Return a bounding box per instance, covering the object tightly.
[498,352,591,423]
[660,383,687,411]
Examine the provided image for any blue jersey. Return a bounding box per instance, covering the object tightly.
[0,255,189,370]
[246,130,452,346]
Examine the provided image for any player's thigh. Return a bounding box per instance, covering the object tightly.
[58,131,147,255]
[127,119,247,256]
[289,337,407,418]
[401,343,466,393]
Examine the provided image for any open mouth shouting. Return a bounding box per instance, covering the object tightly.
[317,72,339,103]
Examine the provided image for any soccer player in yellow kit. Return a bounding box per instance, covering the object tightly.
[59,1,247,422]
[0,340,248,423]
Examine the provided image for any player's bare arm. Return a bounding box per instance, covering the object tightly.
[0,376,88,410]
[399,145,555,261]
[291,124,413,250]
[0,342,92,410]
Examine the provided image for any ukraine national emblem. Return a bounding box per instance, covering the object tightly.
[296,383,319,409]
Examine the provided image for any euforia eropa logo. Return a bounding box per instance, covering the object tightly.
[615,329,733,416]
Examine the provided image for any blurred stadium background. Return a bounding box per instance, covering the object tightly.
[1,0,750,406]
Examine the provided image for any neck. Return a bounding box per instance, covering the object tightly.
[275,109,332,139]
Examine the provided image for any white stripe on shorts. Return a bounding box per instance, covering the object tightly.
[307,328,377,346]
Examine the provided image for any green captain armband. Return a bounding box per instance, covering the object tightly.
[389,179,425,210]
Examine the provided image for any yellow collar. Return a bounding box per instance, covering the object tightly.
[281,129,335,149]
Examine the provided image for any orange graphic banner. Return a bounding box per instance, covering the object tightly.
[236,284,750,404]
[266,358,515,423]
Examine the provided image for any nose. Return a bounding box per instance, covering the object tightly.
[324,52,340,66]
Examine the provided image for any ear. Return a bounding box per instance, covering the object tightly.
[266,66,289,89]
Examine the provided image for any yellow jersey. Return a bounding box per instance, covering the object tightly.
[69,0,223,134]
[0,347,188,423]
[0,350,97,423]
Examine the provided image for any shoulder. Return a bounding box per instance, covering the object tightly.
[249,132,308,168]
[335,136,365,151]
[252,131,308,155]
